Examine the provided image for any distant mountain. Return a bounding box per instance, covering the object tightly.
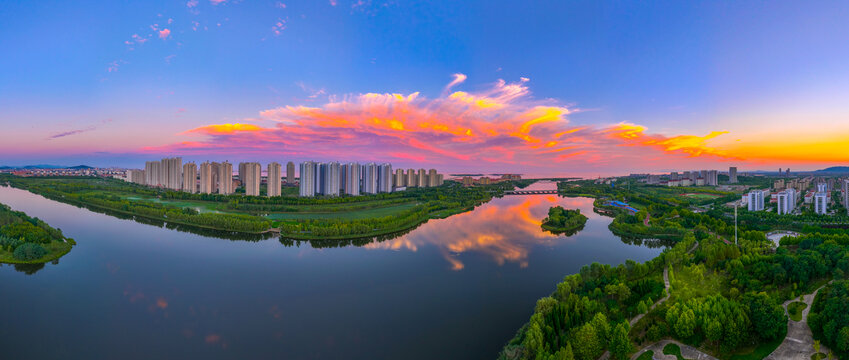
[814,166,849,174]
[0,164,93,170]
[0,164,64,170]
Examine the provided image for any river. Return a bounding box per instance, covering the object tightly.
[0,182,662,359]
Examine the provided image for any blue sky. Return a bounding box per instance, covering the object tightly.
[2,0,849,173]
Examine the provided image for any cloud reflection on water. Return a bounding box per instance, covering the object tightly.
[365,195,596,270]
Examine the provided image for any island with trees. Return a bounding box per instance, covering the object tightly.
[541,206,587,235]
[0,202,75,264]
[500,177,845,360]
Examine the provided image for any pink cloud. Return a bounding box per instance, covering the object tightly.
[158,29,171,39]
[143,76,736,174]
[187,0,198,7]
[210,0,227,4]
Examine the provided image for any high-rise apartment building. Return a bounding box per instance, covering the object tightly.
[286,161,295,185]
[729,167,738,184]
[361,163,378,194]
[427,169,441,187]
[299,161,317,197]
[341,162,361,196]
[199,162,213,194]
[747,190,764,211]
[218,161,234,195]
[145,161,161,186]
[318,162,340,196]
[777,190,796,215]
[814,192,828,215]
[417,169,427,187]
[238,162,247,185]
[244,162,262,196]
[377,163,393,193]
[160,157,183,190]
[843,179,849,214]
[267,162,282,197]
[182,162,197,193]
[406,169,417,187]
[127,169,146,185]
[817,183,828,193]
[394,169,406,188]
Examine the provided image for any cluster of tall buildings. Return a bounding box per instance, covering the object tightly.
[743,177,849,216]
[126,157,297,197]
[647,169,721,187]
[298,162,443,197]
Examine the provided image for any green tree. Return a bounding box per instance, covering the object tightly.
[609,322,633,360]
[13,242,47,261]
[573,323,601,360]
[552,343,575,360]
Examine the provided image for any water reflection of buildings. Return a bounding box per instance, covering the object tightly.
[365,195,594,270]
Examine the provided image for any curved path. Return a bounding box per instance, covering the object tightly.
[765,282,834,360]
[630,340,718,360]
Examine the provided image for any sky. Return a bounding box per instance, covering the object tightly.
[2,0,849,176]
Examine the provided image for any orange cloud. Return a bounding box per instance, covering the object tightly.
[182,123,267,135]
[158,29,171,39]
[605,123,736,159]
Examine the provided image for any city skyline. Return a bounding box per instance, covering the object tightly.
[4,1,849,175]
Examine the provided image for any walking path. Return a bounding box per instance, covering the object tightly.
[765,281,834,360]
[630,340,719,360]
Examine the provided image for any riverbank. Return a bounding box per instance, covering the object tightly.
[1,175,523,240]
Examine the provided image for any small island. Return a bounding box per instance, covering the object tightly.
[541,206,587,235]
[0,202,75,264]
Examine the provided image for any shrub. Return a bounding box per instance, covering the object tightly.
[13,242,48,261]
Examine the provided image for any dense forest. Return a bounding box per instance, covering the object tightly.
[0,202,75,263]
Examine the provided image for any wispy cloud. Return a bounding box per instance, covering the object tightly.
[47,127,96,140]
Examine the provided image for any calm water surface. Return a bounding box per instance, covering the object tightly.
[0,182,662,359]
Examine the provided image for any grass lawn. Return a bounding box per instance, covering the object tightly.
[635,350,654,360]
[681,193,722,200]
[788,301,807,321]
[663,343,687,360]
[124,196,225,213]
[264,202,419,220]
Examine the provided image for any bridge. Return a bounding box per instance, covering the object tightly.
[504,190,559,195]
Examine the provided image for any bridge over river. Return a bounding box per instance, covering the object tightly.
[503,190,559,195]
